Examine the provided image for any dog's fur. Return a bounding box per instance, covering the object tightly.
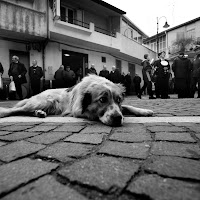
[0,75,153,126]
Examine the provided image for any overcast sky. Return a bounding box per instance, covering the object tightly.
[104,0,200,36]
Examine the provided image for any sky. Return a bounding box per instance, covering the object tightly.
[104,0,200,37]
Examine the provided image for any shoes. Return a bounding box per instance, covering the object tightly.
[149,96,156,99]
[137,94,142,99]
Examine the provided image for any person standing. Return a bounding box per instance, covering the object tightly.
[133,73,141,98]
[125,72,132,95]
[64,66,76,87]
[140,54,156,99]
[99,65,109,79]
[109,66,121,84]
[29,60,43,96]
[88,64,97,75]
[0,62,4,99]
[153,51,170,99]
[54,65,66,88]
[8,55,27,100]
[172,52,192,98]
[190,53,200,98]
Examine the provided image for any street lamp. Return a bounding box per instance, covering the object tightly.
[157,16,170,54]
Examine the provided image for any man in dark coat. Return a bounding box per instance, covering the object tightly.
[88,64,97,75]
[64,66,76,87]
[8,55,27,100]
[190,53,200,98]
[54,65,66,88]
[133,73,142,98]
[140,54,156,99]
[0,62,4,99]
[125,72,132,95]
[99,65,109,79]
[109,66,121,84]
[29,60,43,96]
[172,52,192,98]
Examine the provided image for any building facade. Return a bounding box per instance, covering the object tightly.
[143,17,200,60]
[0,0,155,98]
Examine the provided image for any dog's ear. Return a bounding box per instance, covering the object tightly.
[82,92,92,114]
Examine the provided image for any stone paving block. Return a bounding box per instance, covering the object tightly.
[112,124,144,133]
[151,142,200,158]
[37,142,93,162]
[155,132,196,142]
[14,122,42,126]
[195,134,200,139]
[1,175,87,200]
[147,126,186,133]
[0,158,58,196]
[170,122,196,127]
[0,125,34,132]
[110,129,151,142]
[80,125,112,134]
[0,131,42,141]
[0,142,6,147]
[26,125,58,132]
[145,156,200,180]
[58,156,139,191]
[64,133,105,144]
[98,141,150,159]
[187,126,200,134]
[127,174,200,200]
[27,132,72,144]
[144,122,171,127]
[0,140,46,162]
[0,131,11,136]
[52,125,85,132]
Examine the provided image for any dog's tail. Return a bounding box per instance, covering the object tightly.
[0,107,23,118]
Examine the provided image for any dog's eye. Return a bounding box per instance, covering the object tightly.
[99,97,107,103]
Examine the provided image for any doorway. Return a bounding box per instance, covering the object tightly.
[62,50,88,79]
[9,50,30,99]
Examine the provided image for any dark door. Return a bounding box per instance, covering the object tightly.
[9,50,30,99]
[128,63,135,94]
[116,59,122,73]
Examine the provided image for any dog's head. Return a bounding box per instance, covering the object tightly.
[80,75,125,126]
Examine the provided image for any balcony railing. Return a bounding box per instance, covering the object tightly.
[60,16,90,29]
[59,15,116,37]
[95,26,116,37]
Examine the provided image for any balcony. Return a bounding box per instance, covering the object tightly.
[0,0,47,41]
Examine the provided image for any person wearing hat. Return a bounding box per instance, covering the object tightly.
[172,52,192,98]
[153,51,170,99]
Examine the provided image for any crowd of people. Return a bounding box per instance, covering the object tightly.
[138,51,200,99]
[0,52,200,100]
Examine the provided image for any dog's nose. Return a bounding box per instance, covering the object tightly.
[111,114,123,126]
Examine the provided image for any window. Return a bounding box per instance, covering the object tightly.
[60,6,74,24]
[102,57,106,63]
[187,29,195,39]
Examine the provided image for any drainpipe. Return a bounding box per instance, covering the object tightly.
[42,0,50,90]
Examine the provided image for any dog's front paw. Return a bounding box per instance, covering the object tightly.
[34,110,47,118]
[142,109,154,116]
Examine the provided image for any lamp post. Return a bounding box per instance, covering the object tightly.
[157,16,170,54]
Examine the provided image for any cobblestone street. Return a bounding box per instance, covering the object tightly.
[0,96,200,200]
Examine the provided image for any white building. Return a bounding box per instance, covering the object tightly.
[0,0,155,98]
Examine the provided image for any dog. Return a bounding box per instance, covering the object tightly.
[0,75,153,126]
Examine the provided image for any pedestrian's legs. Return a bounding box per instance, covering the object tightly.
[197,78,200,98]
[14,81,23,100]
[141,82,147,95]
[147,81,154,98]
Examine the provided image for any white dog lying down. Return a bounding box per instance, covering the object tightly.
[0,75,153,126]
